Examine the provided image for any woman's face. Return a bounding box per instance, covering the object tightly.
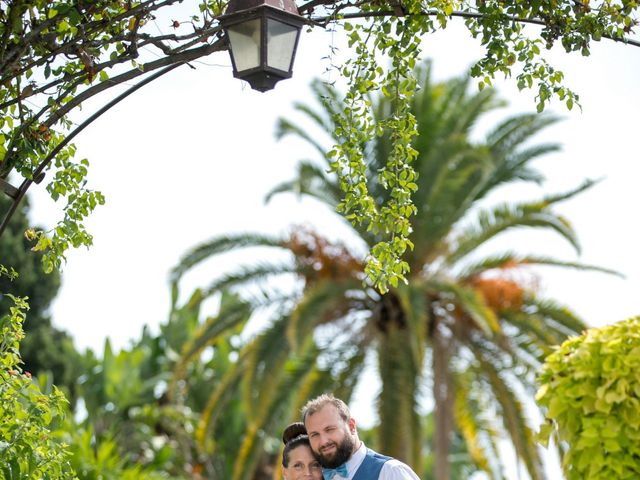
[282,444,323,480]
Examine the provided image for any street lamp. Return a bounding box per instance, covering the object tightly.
[219,0,305,92]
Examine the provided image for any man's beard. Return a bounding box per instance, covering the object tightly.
[315,433,356,469]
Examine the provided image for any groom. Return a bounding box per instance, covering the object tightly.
[302,394,420,480]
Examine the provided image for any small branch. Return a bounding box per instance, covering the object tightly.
[0,15,59,72]
[298,0,344,14]
[310,9,640,48]
[137,25,220,53]
[0,0,20,63]
[0,0,183,84]
[0,30,97,85]
[0,74,87,177]
[0,73,74,111]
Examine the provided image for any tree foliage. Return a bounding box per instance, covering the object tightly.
[0,0,638,289]
[62,288,261,479]
[0,191,81,400]
[0,281,253,479]
[537,316,640,480]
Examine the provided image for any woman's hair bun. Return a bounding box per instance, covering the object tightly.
[282,422,307,444]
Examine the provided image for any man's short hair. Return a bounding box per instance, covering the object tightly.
[302,393,351,423]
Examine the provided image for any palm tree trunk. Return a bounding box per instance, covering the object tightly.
[376,294,422,473]
[432,323,453,480]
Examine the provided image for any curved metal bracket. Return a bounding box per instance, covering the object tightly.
[0,178,19,199]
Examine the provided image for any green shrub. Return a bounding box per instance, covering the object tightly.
[537,316,640,479]
[0,294,74,479]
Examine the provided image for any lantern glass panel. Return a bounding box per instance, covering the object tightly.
[227,19,261,72]
[266,19,298,71]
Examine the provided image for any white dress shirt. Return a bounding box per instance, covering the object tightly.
[333,442,420,480]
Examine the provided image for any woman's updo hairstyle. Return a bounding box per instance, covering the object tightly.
[283,422,307,444]
[282,422,311,467]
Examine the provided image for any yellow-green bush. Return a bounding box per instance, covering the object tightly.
[536,316,640,479]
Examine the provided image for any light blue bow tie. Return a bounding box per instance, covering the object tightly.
[322,464,348,480]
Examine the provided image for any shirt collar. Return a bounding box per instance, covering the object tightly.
[344,441,367,478]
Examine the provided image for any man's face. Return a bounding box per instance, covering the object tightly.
[304,404,357,469]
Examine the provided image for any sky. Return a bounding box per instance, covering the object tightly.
[24,7,640,476]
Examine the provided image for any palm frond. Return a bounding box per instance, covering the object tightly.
[264,160,342,207]
[288,343,369,427]
[448,197,584,266]
[274,78,341,150]
[196,359,246,451]
[170,293,252,394]
[234,341,325,480]
[232,424,265,480]
[500,310,565,360]
[441,79,503,136]
[306,78,343,124]
[201,262,297,297]
[524,296,586,337]
[453,372,502,480]
[428,279,501,338]
[289,364,338,421]
[413,145,494,251]
[474,348,547,480]
[478,143,559,196]
[460,252,622,278]
[524,178,599,212]
[241,316,291,420]
[415,136,481,206]
[275,118,330,160]
[171,233,283,283]
[331,347,368,402]
[485,113,561,157]
[287,279,356,351]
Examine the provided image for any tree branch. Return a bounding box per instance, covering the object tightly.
[45,37,226,128]
[0,0,184,83]
[310,9,640,48]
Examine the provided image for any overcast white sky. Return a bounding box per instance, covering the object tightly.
[25,11,640,475]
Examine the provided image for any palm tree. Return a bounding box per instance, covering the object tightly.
[170,61,614,480]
